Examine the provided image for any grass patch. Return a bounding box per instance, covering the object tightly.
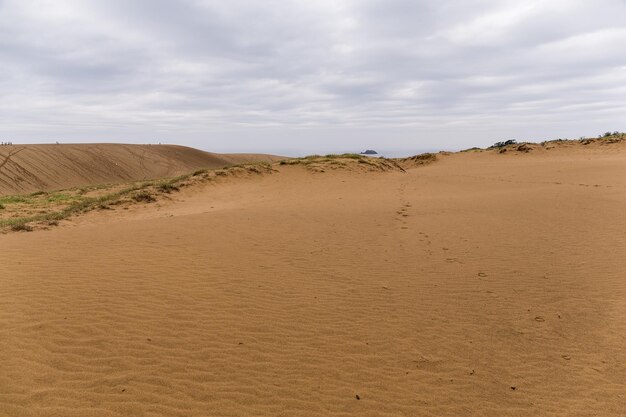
[157,183,180,193]
[0,195,29,205]
[324,153,364,159]
[132,191,156,203]
[0,185,144,230]
[0,161,273,232]
[46,193,76,203]
[279,153,366,166]
[10,223,33,232]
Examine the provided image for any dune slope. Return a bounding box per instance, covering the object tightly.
[1,142,625,416]
[0,143,280,195]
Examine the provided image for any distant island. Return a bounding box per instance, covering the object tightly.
[360,150,378,155]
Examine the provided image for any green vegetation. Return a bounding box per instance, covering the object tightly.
[0,195,29,205]
[46,193,77,203]
[490,140,517,148]
[279,153,367,166]
[157,183,180,193]
[0,161,275,232]
[132,191,156,203]
[10,223,33,232]
[325,153,363,159]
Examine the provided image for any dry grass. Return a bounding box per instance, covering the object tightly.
[0,163,275,233]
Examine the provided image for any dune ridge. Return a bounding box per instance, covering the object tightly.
[0,143,281,196]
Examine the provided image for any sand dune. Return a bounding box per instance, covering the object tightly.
[0,143,281,195]
[1,140,625,416]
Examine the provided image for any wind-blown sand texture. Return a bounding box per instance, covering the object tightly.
[0,143,281,195]
[1,141,625,416]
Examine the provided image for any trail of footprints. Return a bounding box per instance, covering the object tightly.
[394,186,455,260]
[395,183,412,229]
[393,188,437,256]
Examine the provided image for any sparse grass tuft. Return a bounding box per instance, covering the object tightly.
[0,195,29,204]
[132,191,156,203]
[46,193,76,203]
[157,183,180,193]
[325,153,364,159]
[10,223,32,232]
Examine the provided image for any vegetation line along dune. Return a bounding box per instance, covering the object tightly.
[0,143,281,196]
[0,152,436,233]
[3,134,626,233]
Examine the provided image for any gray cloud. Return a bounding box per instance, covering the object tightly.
[1,0,625,155]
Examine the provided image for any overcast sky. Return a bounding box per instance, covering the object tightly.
[1,0,625,155]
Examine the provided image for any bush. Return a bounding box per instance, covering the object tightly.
[492,140,517,148]
[10,223,32,232]
[157,183,179,193]
[132,191,155,203]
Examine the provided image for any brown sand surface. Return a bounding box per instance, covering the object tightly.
[0,143,281,195]
[1,143,625,416]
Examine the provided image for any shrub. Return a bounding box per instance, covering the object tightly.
[10,223,32,232]
[492,139,517,148]
[157,183,179,193]
[132,191,155,203]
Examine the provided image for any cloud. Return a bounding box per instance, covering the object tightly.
[0,0,625,154]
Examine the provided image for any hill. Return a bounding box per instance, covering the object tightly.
[0,143,280,195]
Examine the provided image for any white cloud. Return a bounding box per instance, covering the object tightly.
[0,0,625,154]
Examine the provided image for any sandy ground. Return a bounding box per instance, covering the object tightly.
[0,143,281,195]
[1,143,625,416]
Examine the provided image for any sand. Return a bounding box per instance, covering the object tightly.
[1,141,625,416]
[0,143,281,195]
